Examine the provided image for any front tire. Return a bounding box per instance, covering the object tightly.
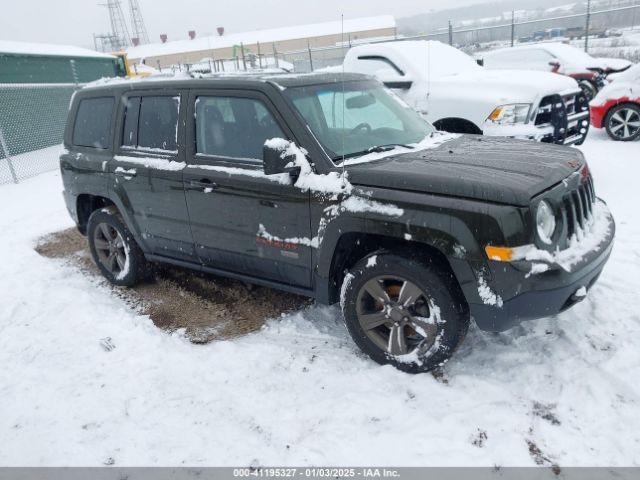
[605,103,640,141]
[87,207,148,287]
[341,252,469,374]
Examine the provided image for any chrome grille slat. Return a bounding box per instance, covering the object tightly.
[565,197,577,238]
[574,191,585,229]
[579,186,591,218]
[560,175,596,243]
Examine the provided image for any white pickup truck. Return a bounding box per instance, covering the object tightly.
[343,40,590,145]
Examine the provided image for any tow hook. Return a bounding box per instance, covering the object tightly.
[570,286,588,303]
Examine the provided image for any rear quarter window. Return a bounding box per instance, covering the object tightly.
[72,97,115,149]
[137,96,180,152]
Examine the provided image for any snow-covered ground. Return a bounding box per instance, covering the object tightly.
[0,129,639,467]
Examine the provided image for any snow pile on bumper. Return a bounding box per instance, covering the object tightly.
[517,200,613,272]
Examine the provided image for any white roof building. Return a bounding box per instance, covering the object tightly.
[126,15,396,68]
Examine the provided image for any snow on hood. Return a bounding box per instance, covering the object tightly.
[441,68,580,99]
[596,57,634,72]
[606,63,640,84]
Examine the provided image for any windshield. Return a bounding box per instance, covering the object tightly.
[283,80,434,162]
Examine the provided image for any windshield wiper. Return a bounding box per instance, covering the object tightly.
[367,143,415,153]
[333,143,415,163]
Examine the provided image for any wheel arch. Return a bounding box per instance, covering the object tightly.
[76,193,115,235]
[321,230,469,306]
[432,117,483,135]
[607,100,640,116]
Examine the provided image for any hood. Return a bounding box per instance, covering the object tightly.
[587,57,633,73]
[606,63,640,83]
[346,135,584,206]
[591,80,640,107]
[439,68,579,100]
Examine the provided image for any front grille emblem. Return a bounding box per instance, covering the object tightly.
[567,159,580,169]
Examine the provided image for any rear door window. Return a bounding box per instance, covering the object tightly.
[137,96,180,152]
[72,97,114,149]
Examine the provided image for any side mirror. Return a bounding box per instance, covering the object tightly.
[263,139,300,177]
[377,72,413,90]
[549,61,561,72]
[476,58,484,67]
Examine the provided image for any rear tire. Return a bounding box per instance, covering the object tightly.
[605,103,640,141]
[340,252,469,374]
[87,207,148,287]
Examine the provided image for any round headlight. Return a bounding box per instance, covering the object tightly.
[536,200,556,244]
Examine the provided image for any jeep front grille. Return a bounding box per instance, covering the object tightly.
[561,175,596,242]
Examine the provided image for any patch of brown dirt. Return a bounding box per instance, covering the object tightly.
[36,228,309,342]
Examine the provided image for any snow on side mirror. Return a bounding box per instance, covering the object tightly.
[263,138,300,177]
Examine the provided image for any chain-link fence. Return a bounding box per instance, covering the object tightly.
[0,83,77,185]
[274,1,640,72]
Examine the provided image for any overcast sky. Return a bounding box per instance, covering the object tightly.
[0,0,488,49]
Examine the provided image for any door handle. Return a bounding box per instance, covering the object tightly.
[260,200,278,208]
[114,167,137,177]
[188,179,217,191]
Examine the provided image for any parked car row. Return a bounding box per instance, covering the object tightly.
[342,40,636,143]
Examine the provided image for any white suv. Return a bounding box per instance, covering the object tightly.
[344,40,590,145]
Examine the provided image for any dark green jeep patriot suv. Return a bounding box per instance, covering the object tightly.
[60,72,615,373]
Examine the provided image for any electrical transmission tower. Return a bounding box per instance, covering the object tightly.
[100,0,131,50]
[129,0,150,45]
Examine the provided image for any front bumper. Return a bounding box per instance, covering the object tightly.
[468,201,615,332]
[482,113,589,145]
[590,103,608,129]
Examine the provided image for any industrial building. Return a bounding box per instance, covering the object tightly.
[125,15,397,69]
[0,41,121,182]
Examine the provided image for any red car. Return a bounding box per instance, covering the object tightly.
[590,64,640,141]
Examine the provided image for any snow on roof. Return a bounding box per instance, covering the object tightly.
[348,40,480,78]
[126,15,396,60]
[0,40,116,59]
